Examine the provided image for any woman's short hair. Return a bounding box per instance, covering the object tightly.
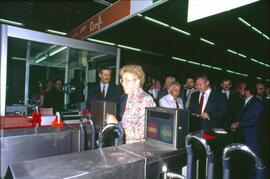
[120,65,145,87]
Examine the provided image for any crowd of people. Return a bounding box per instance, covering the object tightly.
[32,64,269,177]
[85,65,269,178]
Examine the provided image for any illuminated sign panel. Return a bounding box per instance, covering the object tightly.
[187,0,259,22]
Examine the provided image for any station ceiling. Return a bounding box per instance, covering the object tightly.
[0,0,269,80]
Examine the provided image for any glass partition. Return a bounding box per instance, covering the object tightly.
[3,27,118,116]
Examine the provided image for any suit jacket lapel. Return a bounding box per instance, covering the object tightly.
[194,92,200,113]
[96,83,102,98]
[204,90,214,112]
[244,96,254,110]
[106,84,111,99]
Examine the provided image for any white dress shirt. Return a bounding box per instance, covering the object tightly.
[199,88,211,113]
[100,83,109,97]
[159,94,184,109]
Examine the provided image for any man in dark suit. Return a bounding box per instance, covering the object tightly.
[231,82,264,178]
[85,68,122,111]
[220,79,242,130]
[43,79,64,113]
[180,77,197,109]
[85,68,123,148]
[188,74,228,131]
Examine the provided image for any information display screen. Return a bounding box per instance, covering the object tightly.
[146,110,175,144]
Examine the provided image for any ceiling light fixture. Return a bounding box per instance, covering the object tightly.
[144,16,169,27]
[35,55,48,63]
[227,49,237,54]
[94,0,112,6]
[170,26,191,36]
[262,34,270,40]
[87,38,116,46]
[187,61,200,66]
[238,17,251,27]
[201,64,212,68]
[47,29,67,36]
[237,53,247,58]
[172,56,187,62]
[49,46,67,57]
[117,44,142,51]
[199,38,215,46]
[251,26,262,34]
[256,77,262,80]
[226,70,235,74]
[0,18,23,26]
[11,57,26,61]
[212,66,222,71]
[238,17,269,41]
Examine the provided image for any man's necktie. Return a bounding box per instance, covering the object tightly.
[175,100,179,109]
[102,85,106,98]
[199,92,205,113]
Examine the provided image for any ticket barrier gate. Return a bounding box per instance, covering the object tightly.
[98,123,125,148]
[163,130,231,179]
[222,143,267,179]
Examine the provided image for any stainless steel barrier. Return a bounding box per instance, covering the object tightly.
[222,143,267,179]
[185,132,215,179]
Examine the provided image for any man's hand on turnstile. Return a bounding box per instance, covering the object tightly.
[230,122,239,131]
[105,114,118,124]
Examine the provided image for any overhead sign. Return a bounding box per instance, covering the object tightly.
[69,0,166,40]
[187,0,260,22]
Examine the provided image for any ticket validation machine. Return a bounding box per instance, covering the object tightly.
[145,107,189,149]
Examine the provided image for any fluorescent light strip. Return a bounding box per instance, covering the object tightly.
[117,44,142,51]
[172,56,187,62]
[238,53,247,58]
[144,16,169,27]
[262,34,270,40]
[187,61,200,66]
[212,66,222,71]
[199,38,215,46]
[238,17,269,41]
[264,64,270,67]
[266,79,270,82]
[11,57,26,61]
[227,49,237,54]
[258,61,264,65]
[250,58,258,63]
[251,26,262,34]
[201,64,212,68]
[0,18,23,26]
[238,17,251,27]
[226,69,248,77]
[49,46,67,56]
[226,70,235,74]
[256,77,262,80]
[170,26,191,36]
[47,29,67,36]
[87,38,116,46]
[35,55,47,63]
[137,13,143,17]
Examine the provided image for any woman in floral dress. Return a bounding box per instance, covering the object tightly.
[106,65,156,144]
